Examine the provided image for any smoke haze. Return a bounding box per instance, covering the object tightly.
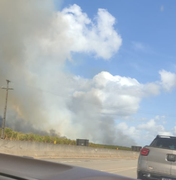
[0,0,163,146]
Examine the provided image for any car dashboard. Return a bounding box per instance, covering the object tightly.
[0,153,136,180]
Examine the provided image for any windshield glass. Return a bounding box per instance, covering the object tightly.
[150,138,176,150]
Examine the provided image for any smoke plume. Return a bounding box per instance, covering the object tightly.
[0,0,142,146]
[0,0,58,132]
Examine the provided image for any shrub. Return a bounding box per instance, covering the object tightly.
[0,128,131,150]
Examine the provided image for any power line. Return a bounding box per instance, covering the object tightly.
[1,80,13,139]
[1,79,176,118]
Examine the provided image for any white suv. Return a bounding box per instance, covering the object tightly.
[137,135,176,180]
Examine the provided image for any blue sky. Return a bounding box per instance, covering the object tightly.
[59,0,176,80]
[1,0,176,146]
[55,0,176,145]
[60,0,175,85]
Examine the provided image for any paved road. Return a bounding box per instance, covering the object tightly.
[42,158,138,179]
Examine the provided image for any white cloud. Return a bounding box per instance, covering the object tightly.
[173,127,176,135]
[39,4,122,60]
[70,71,161,118]
[63,71,176,145]
[159,70,176,91]
[132,42,145,51]
[63,4,122,59]
[0,1,123,145]
[161,5,164,12]
[117,122,140,139]
[116,116,172,146]
[143,83,160,96]
[138,118,172,142]
[37,70,163,146]
[138,119,162,131]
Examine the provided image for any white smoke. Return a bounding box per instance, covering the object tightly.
[0,1,167,146]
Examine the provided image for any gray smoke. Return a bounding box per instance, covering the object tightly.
[0,115,62,137]
[6,118,62,137]
[0,0,136,146]
[67,91,136,146]
[0,0,57,132]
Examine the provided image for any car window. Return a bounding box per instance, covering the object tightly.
[150,138,176,150]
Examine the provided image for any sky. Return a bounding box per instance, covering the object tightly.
[0,0,176,147]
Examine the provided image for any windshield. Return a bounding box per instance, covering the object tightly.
[150,138,176,150]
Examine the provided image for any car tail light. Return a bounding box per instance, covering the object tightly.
[141,148,149,156]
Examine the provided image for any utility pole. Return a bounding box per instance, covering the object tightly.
[1,80,13,139]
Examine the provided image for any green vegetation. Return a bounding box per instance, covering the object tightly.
[0,128,76,145]
[0,128,131,151]
[89,143,131,151]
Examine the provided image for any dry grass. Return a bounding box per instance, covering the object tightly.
[0,128,131,150]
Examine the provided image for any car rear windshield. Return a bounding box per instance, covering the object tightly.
[150,138,176,150]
